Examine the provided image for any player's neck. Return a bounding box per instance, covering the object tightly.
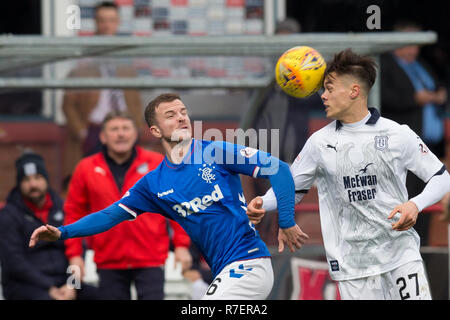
[163,138,193,164]
[339,101,369,124]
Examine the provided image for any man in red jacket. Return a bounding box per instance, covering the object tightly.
[64,111,192,299]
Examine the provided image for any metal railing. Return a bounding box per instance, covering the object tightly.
[0,32,437,88]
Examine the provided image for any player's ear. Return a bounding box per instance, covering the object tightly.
[350,83,360,99]
[149,125,162,138]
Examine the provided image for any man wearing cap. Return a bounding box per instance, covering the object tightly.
[0,152,98,300]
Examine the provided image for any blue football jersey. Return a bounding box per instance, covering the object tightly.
[118,139,273,277]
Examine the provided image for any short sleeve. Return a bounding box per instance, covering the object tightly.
[401,125,444,183]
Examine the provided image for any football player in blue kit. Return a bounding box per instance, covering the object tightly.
[29,93,309,299]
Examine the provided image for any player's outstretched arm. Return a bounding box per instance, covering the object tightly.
[261,158,310,251]
[223,142,310,250]
[29,202,132,248]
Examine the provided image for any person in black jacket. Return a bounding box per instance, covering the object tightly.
[0,152,98,300]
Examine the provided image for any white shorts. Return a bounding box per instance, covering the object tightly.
[201,257,273,300]
[338,260,431,300]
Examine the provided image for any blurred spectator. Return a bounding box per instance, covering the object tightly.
[241,18,324,245]
[64,111,192,300]
[441,192,450,222]
[61,174,72,200]
[275,17,301,34]
[0,152,98,299]
[380,19,448,245]
[62,1,143,177]
[381,20,447,157]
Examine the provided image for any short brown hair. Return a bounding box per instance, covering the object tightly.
[144,92,181,127]
[324,48,377,92]
[101,110,137,131]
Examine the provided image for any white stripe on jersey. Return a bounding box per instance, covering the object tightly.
[252,166,260,178]
[118,203,137,220]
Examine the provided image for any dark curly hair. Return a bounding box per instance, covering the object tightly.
[324,48,378,93]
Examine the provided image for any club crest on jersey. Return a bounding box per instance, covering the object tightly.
[198,163,216,183]
[416,137,429,154]
[374,135,389,151]
[240,147,258,158]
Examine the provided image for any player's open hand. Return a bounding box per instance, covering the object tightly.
[246,197,266,225]
[388,201,419,231]
[29,224,61,248]
[278,225,310,253]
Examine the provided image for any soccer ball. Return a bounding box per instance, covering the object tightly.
[275,46,326,98]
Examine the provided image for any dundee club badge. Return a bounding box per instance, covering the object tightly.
[374,135,388,151]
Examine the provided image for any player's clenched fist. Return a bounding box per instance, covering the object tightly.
[246,196,266,225]
[29,224,61,248]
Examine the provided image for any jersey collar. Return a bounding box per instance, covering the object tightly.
[335,107,380,131]
[163,138,196,169]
